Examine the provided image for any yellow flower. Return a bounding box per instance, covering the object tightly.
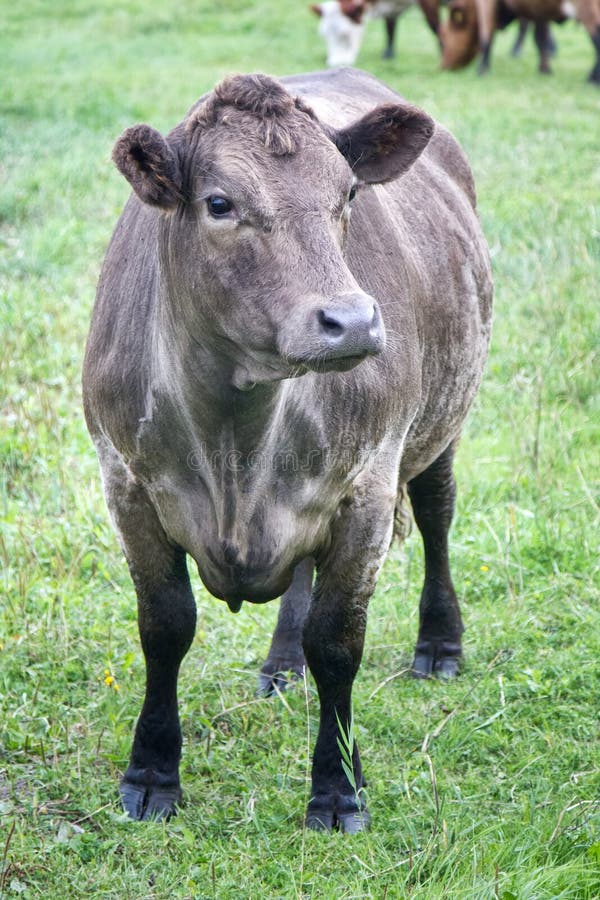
[102,668,120,690]
[480,565,489,572]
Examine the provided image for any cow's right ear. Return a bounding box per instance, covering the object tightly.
[310,4,323,16]
[112,125,184,209]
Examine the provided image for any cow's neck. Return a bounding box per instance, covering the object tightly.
[154,321,298,459]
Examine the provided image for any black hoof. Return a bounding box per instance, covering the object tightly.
[412,640,462,679]
[120,776,181,821]
[305,794,370,834]
[257,658,305,696]
[305,809,334,832]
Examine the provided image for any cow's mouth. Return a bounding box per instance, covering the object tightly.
[303,351,371,373]
[232,351,372,388]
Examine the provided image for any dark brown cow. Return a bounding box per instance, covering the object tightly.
[83,68,492,829]
[440,0,600,82]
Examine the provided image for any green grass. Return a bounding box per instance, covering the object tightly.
[1,1,599,897]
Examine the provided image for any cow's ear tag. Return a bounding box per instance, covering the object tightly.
[334,103,435,185]
[112,125,184,209]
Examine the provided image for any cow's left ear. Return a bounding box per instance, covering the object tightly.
[112,124,184,209]
[333,103,435,184]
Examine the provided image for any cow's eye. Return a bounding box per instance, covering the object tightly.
[348,185,357,203]
[207,196,233,217]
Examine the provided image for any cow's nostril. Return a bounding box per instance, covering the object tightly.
[317,309,344,337]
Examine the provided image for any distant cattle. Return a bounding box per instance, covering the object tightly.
[311,0,440,66]
[83,68,492,828]
[509,17,558,62]
[439,0,600,82]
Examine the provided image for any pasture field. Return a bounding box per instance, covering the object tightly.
[1,1,599,897]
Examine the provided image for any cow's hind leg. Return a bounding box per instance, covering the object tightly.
[407,442,463,678]
[534,21,553,74]
[588,26,600,84]
[382,15,398,59]
[99,447,196,820]
[258,557,313,696]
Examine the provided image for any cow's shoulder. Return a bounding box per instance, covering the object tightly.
[83,196,159,449]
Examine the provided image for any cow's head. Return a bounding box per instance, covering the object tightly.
[310,1,367,67]
[113,74,433,388]
[439,0,480,69]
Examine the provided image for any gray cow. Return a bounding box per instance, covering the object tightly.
[83,68,493,831]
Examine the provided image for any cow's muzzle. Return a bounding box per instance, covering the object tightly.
[317,293,384,354]
[285,292,385,372]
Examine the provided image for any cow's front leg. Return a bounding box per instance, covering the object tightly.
[258,557,313,696]
[478,39,494,75]
[408,442,463,678]
[121,546,196,820]
[510,19,528,57]
[303,486,396,833]
[99,449,196,820]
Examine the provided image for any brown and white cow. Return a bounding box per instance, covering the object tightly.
[311,0,440,66]
[439,0,600,82]
[83,68,492,829]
